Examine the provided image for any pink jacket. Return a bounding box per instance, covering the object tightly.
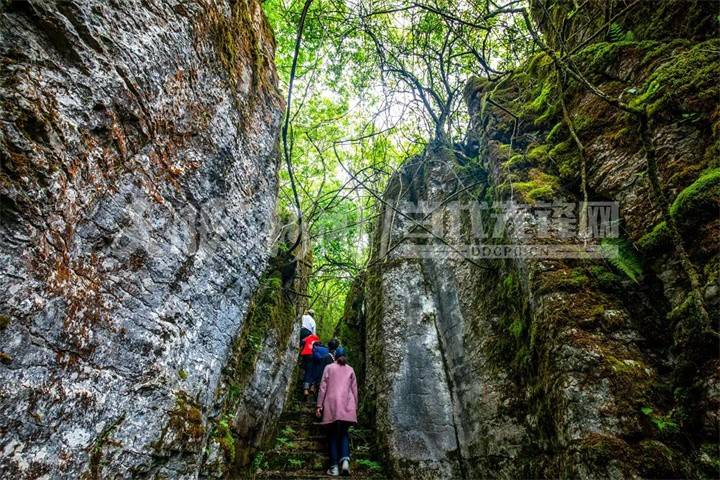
[316,363,358,425]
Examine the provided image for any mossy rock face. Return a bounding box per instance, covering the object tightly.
[370,5,720,478]
[530,0,718,51]
[588,266,624,292]
[198,0,282,106]
[670,167,720,218]
[576,433,633,469]
[628,39,720,117]
[637,168,720,253]
[0,0,288,477]
[202,242,311,477]
[154,392,206,454]
[637,221,671,253]
[698,442,720,477]
[535,268,590,295]
[512,169,559,203]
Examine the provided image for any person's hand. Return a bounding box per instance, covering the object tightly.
[315,407,322,418]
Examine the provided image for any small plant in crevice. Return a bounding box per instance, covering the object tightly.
[601,238,643,283]
[251,451,267,472]
[607,22,624,42]
[288,458,304,468]
[213,415,237,463]
[275,435,295,449]
[641,406,678,434]
[356,458,383,472]
[607,22,634,42]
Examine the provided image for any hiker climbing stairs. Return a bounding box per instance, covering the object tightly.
[252,382,386,479]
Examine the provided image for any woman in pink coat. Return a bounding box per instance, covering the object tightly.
[315,347,358,477]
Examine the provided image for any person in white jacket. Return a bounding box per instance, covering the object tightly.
[300,309,316,343]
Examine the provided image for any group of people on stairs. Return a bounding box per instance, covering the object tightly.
[298,309,359,477]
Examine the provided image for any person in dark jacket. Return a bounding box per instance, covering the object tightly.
[312,338,338,390]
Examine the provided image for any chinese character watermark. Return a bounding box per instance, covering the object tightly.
[380,200,620,259]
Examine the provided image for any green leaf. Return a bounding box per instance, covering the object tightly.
[607,22,624,42]
[601,238,643,283]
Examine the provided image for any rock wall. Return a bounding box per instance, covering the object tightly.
[530,0,716,50]
[0,0,287,478]
[201,230,312,478]
[359,3,719,479]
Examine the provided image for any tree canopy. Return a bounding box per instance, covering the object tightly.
[262,0,535,336]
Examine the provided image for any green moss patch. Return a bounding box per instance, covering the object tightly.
[669,167,720,217]
[527,144,550,165]
[628,39,720,117]
[526,83,554,114]
[215,415,237,463]
[160,392,205,449]
[547,140,580,181]
[545,122,566,143]
[513,169,559,203]
[490,269,534,376]
[537,268,589,294]
[503,154,530,171]
[638,168,720,253]
[588,266,623,291]
[637,221,670,252]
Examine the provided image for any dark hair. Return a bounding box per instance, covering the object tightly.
[335,346,348,365]
[328,338,339,351]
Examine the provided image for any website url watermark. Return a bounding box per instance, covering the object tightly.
[380,200,621,259]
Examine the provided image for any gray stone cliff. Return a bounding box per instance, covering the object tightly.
[355,2,719,478]
[0,0,288,478]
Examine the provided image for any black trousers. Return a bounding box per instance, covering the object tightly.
[301,355,314,389]
[299,327,311,346]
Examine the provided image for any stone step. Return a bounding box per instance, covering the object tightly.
[262,450,378,472]
[281,409,320,421]
[255,470,384,479]
[276,420,326,433]
[269,437,326,453]
[255,374,386,479]
[277,422,373,438]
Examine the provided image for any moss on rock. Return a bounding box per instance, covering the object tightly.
[669,167,720,217]
[513,169,559,203]
[628,39,720,117]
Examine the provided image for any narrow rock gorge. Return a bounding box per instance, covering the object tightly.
[348,2,719,479]
[1,0,718,479]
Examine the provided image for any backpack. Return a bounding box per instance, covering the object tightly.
[312,344,329,361]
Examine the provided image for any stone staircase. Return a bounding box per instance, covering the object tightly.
[251,386,386,479]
